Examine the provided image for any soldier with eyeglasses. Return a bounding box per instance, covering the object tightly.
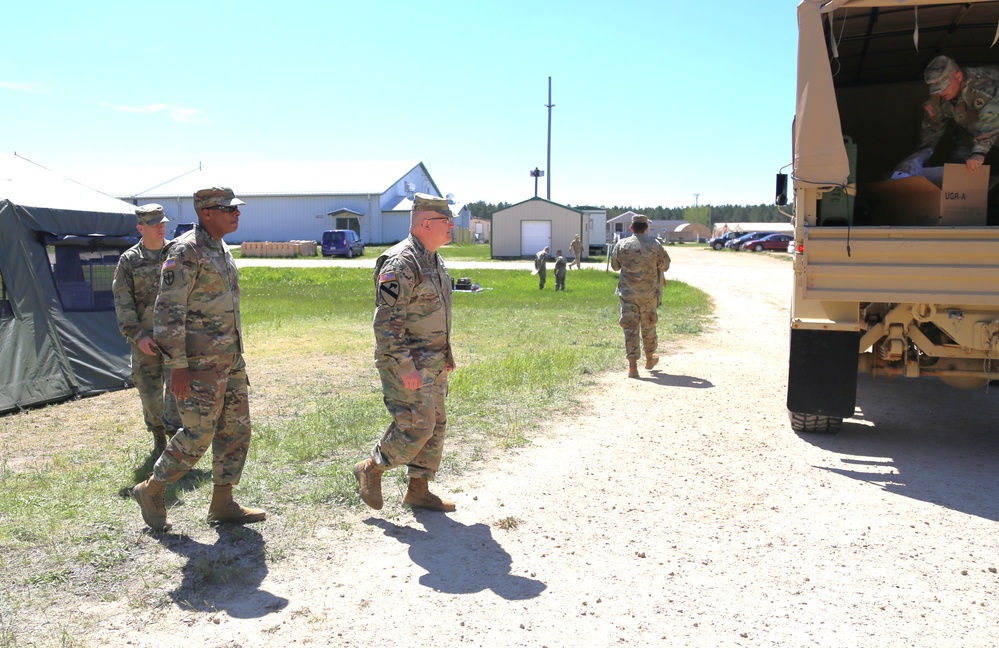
[354,193,458,512]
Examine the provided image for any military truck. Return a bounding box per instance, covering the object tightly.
[784,0,999,432]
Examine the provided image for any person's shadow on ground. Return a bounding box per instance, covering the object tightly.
[366,513,547,600]
[640,370,713,388]
[155,525,288,618]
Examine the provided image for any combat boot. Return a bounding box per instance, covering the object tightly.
[628,358,639,378]
[153,430,167,455]
[403,477,456,512]
[353,458,386,510]
[645,353,660,370]
[133,476,172,532]
[207,484,267,524]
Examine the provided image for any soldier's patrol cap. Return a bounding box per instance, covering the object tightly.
[135,203,169,226]
[193,187,246,210]
[631,214,649,224]
[925,55,959,94]
[412,193,452,217]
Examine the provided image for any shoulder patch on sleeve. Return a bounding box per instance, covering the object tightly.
[162,258,176,270]
[379,270,396,283]
[378,279,400,306]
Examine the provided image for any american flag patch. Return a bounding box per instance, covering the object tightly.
[162,258,176,270]
[379,271,396,283]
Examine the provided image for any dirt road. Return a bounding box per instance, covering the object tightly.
[109,246,999,647]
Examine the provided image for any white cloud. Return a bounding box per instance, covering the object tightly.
[0,81,47,93]
[100,102,205,124]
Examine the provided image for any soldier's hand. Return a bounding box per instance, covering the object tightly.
[967,154,985,173]
[171,367,192,399]
[137,336,158,356]
[401,370,423,390]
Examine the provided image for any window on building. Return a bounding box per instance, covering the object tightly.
[44,235,137,312]
[0,269,12,319]
[336,217,361,237]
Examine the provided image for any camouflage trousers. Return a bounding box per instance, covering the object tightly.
[130,344,181,434]
[619,297,659,360]
[372,369,448,480]
[154,353,251,486]
[538,268,547,290]
[555,272,566,291]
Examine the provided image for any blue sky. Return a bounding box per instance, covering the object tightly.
[1,1,798,209]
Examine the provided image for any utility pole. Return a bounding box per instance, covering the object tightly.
[694,194,700,227]
[546,76,554,200]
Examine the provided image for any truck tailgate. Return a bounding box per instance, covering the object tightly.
[801,227,999,305]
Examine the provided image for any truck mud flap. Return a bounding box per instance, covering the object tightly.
[787,329,860,418]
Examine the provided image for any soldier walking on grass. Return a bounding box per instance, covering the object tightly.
[133,187,265,533]
[610,214,671,378]
[534,246,549,289]
[112,204,182,455]
[354,193,457,512]
[554,249,567,291]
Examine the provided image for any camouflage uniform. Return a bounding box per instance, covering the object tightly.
[554,254,567,291]
[920,65,999,160]
[152,224,250,486]
[569,236,583,270]
[906,56,999,168]
[113,239,181,439]
[369,234,454,480]
[610,223,671,360]
[534,248,548,289]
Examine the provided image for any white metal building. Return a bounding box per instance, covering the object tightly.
[112,161,469,245]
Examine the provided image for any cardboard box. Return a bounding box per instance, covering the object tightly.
[866,163,993,226]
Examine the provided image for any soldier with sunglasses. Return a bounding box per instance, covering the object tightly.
[133,187,265,532]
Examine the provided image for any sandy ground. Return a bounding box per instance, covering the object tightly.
[74,247,999,646]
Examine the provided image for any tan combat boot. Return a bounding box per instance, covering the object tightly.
[628,358,639,378]
[133,476,172,532]
[207,484,267,524]
[645,353,660,370]
[353,458,386,510]
[403,477,456,512]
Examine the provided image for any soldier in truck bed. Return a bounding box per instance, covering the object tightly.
[895,55,999,176]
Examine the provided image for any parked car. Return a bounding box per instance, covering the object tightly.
[742,233,794,252]
[707,231,744,250]
[321,229,364,258]
[725,232,763,251]
[172,222,195,239]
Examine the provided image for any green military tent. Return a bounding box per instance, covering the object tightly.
[0,154,140,413]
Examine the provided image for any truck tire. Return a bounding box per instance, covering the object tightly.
[788,410,842,434]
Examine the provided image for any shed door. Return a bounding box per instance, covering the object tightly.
[521,221,551,256]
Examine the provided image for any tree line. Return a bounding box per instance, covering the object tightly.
[465,201,788,226]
